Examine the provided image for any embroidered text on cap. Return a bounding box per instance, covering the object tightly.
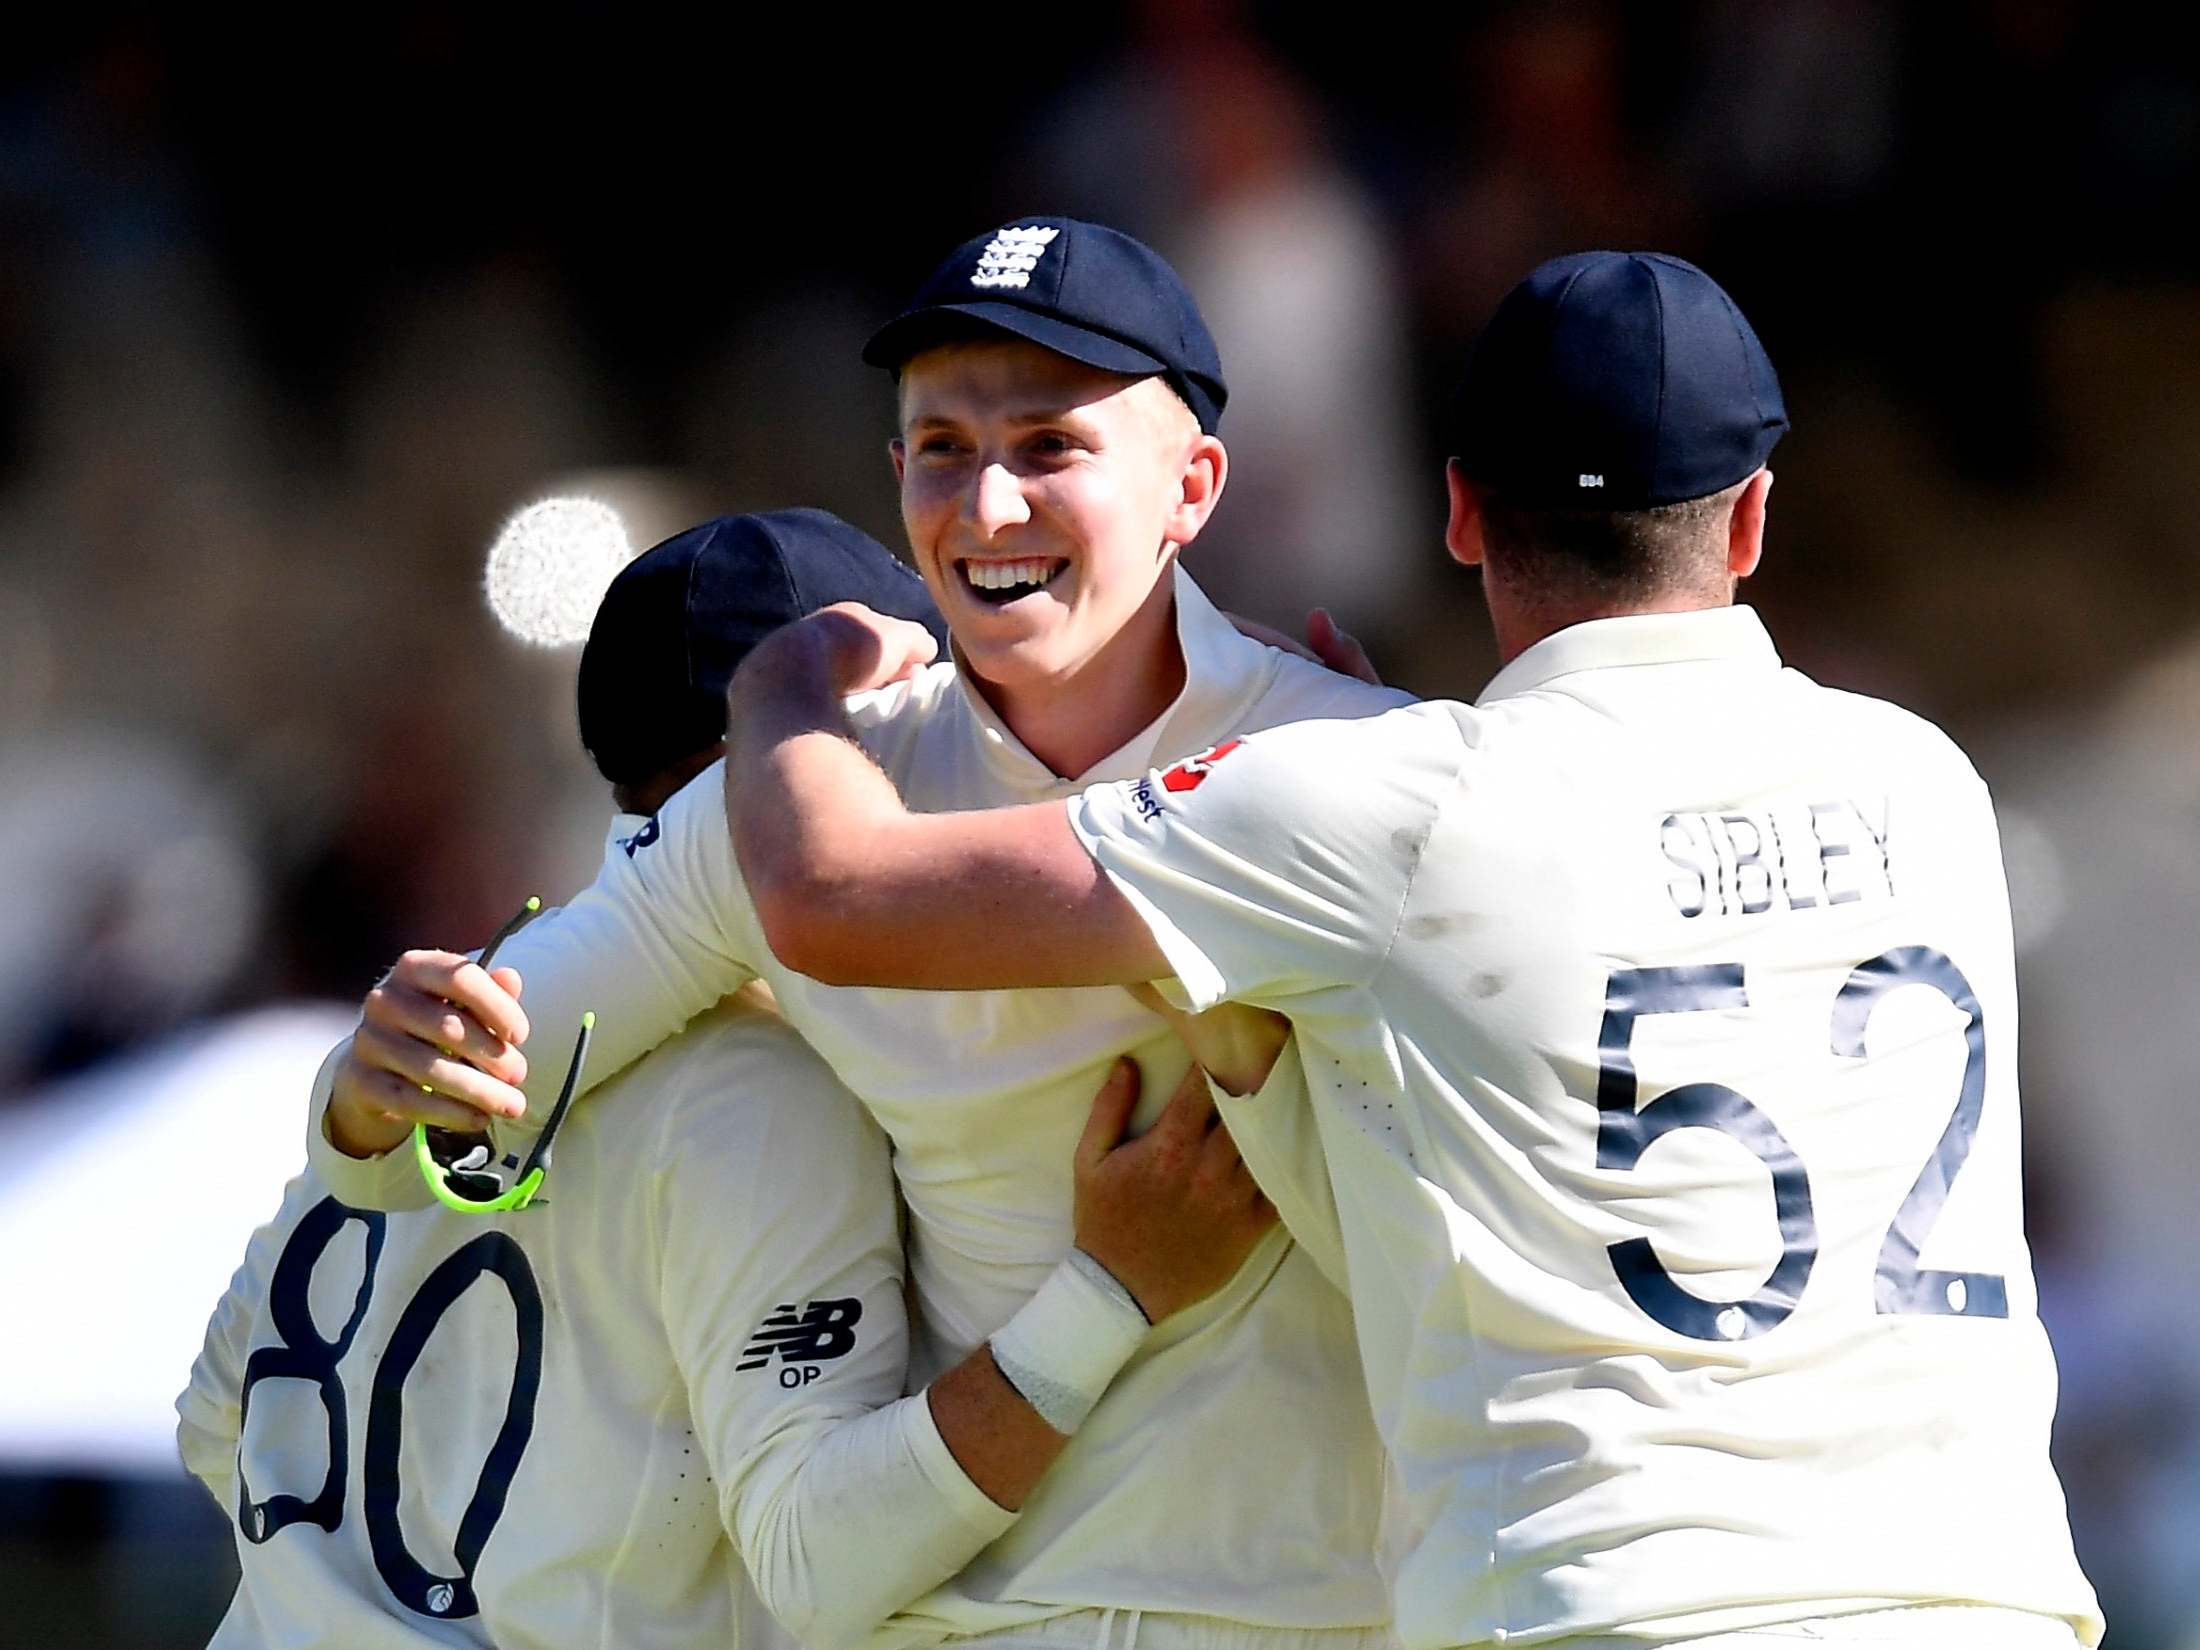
[971,226,1060,291]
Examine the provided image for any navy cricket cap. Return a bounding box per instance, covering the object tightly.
[1450,251,1787,509]
[861,217,1229,433]
[577,508,947,790]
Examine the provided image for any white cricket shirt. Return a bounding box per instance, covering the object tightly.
[1067,606,2103,1649]
[308,568,1411,1637]
[188,993,1013,1650]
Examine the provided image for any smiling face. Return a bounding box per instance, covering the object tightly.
[892,337,1226,729]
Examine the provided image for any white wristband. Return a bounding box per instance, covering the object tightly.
[989,1250,1150,1436]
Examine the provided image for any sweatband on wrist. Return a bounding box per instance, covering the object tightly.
[989,1250,1151,1436]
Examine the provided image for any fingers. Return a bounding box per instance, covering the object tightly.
[1306,608,1382,687]
[1152,1058,1220,1144]
[1155,1073,1273,1230]
[1075,1057,1141,1174]
[1070,1056,1278,1321]
[342,1062,515,1134]
[1305,606,1339,654]
[351,1022,530,1121]
[1231,1151,1264,1197]
[343,948,532,1131]
[1223,611,1322,664]
[815,604,941,692]
[375,950,530,1050]
[362,982,527,1086]
[1198,1100,1249,1182]
[1196,1110,1272,1217]
[883,618,941,685]
[327,947,536,1160]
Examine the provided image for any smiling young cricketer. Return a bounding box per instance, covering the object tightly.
[306,220,1415,1650]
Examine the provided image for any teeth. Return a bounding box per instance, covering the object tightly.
[965,559,1058,592]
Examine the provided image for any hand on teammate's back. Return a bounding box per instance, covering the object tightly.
[326,951,531,1158]
[1304,608,1380,686]
[1072,1058,1276,1323]
[1224,607,1383,687]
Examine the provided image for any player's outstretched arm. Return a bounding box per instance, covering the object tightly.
[732,602,1442,1013]
[726,605,1170,990]
[309,777,768,1206]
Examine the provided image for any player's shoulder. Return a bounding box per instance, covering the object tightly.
[1137,697,1466,855]
[1791,670,1990,796]
[601,995,848,1110]
[1242,645,1418,730]
[602,996,884,1169]
[1230,691,1466,772]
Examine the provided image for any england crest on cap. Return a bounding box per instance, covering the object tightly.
[863,215,1230,433]
[971,226,1060,291]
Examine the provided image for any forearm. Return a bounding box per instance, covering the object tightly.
[727,1251,1148,1648]
[726,626,1167,990]
[316,787,758,1200]
[926,1344,1068,1512]
[729,1385,1016,1650]
[724,635,914,972]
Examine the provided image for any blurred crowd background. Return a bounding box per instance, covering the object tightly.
[3,4,2198,1646]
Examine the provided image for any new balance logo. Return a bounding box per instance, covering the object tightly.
[738,1298,862,1386]
[971,226,1060,290]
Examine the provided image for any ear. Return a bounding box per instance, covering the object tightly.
[889,437,907,486]
[1444,460,1487,567]
[1163,433,1229,549]
[1728,468,1772,581]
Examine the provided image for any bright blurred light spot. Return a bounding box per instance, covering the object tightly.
[483,496,635,647]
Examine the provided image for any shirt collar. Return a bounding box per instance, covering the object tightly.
[1477,604,1780,706]
[606,811,653,858]
[951,563,1280,791]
